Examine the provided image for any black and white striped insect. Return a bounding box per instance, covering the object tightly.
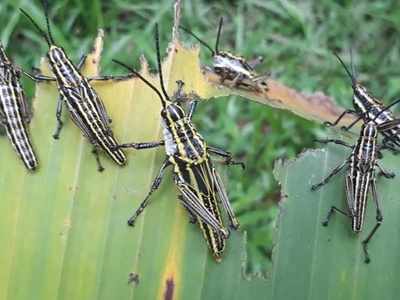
[311,111,400,263]
[180,17,268,89]
[113,24,244,262]
[0,43,38,170]
[19,1,127,171]
[326,52,400,149]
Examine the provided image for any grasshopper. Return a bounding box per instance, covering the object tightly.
[113,24,244,261]
[180,17,268,89]
[312,108,400,263]
[0,43,38,170]
[20,1,128,171]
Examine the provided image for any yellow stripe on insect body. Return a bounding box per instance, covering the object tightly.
[185,160,225,260]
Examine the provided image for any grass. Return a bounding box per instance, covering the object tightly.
[1,0,400,272]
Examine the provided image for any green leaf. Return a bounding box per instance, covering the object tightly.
[272,144,399,299]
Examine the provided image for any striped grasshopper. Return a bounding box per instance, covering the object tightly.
[326,51,400,150]
[0,44,38,170]
[113,24,244,261]
[180,17,268,89]
[312,108,400,263]
[19,0,128,171]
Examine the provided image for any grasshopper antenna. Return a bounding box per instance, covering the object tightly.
[112,59,166,106]
[334,51,356,86]
[20,8,51,47]
[215,17,223,54]
[373,99,400,122]
[179,26,215,55]
[350,48,358,83]
[41,0,55,44]
[154,24,170,102]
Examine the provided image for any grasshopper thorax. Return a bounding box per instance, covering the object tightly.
[352,82,383,115]
[47,46,66,62]
[213,51,253,77]
[161,102,187,156]
[47,45,71,70]
[46,45,81,86]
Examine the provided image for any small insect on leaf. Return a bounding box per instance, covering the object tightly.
[180,17,269,91]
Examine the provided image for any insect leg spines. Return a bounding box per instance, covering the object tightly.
[117,141,164,150]
[314,138,353,149]
[322,206,349,227]
[311,159,348,191]
[361,178,383,263]
[375,162,395,178]
[207,145,246,169]
[324,109,358,128]
[127,159,171,226]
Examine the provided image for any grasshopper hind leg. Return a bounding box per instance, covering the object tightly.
[207,146,245,169]
[362,179,384,264]
[179,195,197,224]
[362,220,382,264]
[178,195,197,224]
[311,159,348,191]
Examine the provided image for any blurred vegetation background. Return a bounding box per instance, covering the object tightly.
[1,0,400,273]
